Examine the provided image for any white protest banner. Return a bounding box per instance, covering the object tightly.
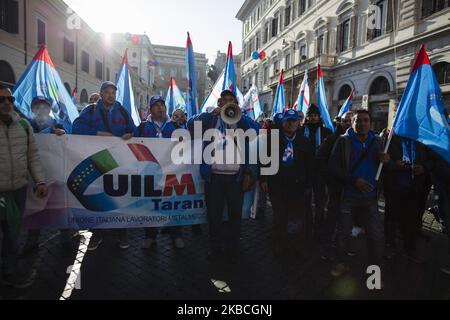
[23,135,206,230]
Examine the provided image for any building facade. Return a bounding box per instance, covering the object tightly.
[111,33,157,116]
[152,44,208,107]
[210,50,243,90]
[237,0,450,130]
[0,0,146,111]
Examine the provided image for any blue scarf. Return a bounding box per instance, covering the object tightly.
[282,133,296,166]
[401,138,416,165]
[151,117,169,137]
[218,118,229,146]
[304,126,321,151]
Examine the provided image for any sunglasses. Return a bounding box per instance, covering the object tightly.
[0,96,15,104]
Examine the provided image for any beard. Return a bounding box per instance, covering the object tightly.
[0,107,13,118]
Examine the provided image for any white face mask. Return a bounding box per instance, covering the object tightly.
[33,104,51,122]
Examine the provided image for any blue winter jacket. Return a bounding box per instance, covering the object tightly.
[329,128,382,199]
[187,112,260,182]
[30,118,59,134]
[72,100,135,137]
[134,116,176,138]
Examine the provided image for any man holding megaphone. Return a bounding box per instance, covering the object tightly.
[188,90,259,264]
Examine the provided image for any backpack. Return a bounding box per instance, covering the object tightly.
[18,119,30,146]
[87,103,130,133]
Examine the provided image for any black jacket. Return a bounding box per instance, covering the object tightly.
[261,129,314,191]
[383,135,432,195]
[328,130,383,193]
[299,124,333,156]
[317,126,347,178]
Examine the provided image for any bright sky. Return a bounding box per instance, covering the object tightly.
[64,0,244,64]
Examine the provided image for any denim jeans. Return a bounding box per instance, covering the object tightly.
[336,197,384,266]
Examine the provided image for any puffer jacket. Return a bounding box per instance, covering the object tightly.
[0,112,45,192]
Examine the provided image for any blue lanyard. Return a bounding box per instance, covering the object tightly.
[218,118,228,146]
[282,133,296,165]
[218,118,227,134]
[401,139,416,165]
[152,118,168,137]
[304,126,321,149]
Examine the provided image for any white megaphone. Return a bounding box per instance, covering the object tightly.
[220,103,242,125]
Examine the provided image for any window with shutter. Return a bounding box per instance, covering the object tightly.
[285,5,291,26]
[264,65,269,84]
[96,60,103,80]
[422,0,450,18]
[6,0,18,33]
[317,34,324,56]
[350,15,357,48]
[336,24,341,54]
[421,0,433,17]
[273,60,279,76]
[386,0,393,32]
[341,20,350,51]
[272,14,279,37]
[299,0,306,16]
[299,44,307,60]
[372,0,390,38]
[0,0,5,31]
[0,0,18,34]
[37,19,46,46]
[433,62,450,85]
[81,51,89,73]
[264,23,269,43]
[63,38,75,65]
[285,54,291,70]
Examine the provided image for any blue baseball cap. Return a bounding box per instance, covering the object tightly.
[149,95,165,109]
[273,112,284,127]
[31,96,52,108]
[283,109,300,122]
[100,81,117,92]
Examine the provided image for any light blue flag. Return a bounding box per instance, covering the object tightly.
[243,84,264,120]
[337,89,353,119]
[13,46,79,132]
[393,44,450,164]
[116,49,141,126]
[271,69,285,118]
[165,77,187,116]
[317,64,335,133]
[201,42,244,112]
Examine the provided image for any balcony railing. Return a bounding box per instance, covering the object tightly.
[315,54,336,67]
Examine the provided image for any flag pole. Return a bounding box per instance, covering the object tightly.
[376,0,402,182]
[375,126,394,182]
